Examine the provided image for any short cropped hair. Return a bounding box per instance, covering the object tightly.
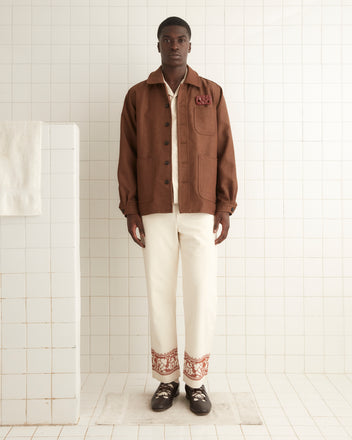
[157,16,191,40]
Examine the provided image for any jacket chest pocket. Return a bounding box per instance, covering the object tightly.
[198,154,217,202]
[137,157,154,202]
[194,105,216,136]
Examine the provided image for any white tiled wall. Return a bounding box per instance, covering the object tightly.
[0,0,351,384]
[0,123,80,425]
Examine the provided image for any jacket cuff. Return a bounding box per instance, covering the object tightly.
[119,200,140,217]
[216,201,237,216]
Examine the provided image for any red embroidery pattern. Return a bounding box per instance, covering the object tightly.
[195,95,212,105]
[183,351,210,380]
[151,348,180,376]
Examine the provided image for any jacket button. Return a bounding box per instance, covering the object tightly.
[164,160,169,165]
[164,179,169,184]
[231,207,234,212]
[165,122,170,127]
[164,141,169,145]
[165,103,169,108]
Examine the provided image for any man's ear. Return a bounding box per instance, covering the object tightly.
[188,42,191,53]
[157,42,160,53]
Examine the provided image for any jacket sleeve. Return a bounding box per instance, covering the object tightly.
[117,88,140,217]
[216,87,238,216]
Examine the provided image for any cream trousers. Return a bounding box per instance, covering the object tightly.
[141,203,218,388]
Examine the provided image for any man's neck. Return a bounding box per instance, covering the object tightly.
[161,64,187,93]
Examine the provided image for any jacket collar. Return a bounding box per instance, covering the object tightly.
[146,64,201,88]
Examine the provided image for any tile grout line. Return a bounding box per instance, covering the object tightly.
[341,0,346,378]
[286,373,329,440]
[266,373,303,440]
[315,373,352,438]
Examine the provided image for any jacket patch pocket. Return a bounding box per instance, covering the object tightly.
[137,157,154,203]
[198,154,217,202]
[194,105,216,136]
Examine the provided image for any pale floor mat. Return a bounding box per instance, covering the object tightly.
[96,391,263,425]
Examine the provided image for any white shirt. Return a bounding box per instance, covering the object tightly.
[162,68,188,204]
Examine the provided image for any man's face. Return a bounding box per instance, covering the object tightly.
[157,25,191,67]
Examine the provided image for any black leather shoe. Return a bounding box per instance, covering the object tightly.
[151,381,179,411]
[185,384,212,415]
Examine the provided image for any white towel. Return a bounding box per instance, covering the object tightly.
[0,121,42,216]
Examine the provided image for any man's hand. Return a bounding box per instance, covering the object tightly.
[127,214,145,248]
[213,211,230,245]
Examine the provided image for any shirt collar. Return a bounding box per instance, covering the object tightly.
[162,67,188,96]
[146,64,201,88]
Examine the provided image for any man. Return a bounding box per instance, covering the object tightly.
[117,16,238,415]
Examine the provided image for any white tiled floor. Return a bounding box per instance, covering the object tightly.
[1,373,352,440]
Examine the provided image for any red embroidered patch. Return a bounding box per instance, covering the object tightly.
[195,95,212,105]
[151,348,180,376]
[183,351,210,380]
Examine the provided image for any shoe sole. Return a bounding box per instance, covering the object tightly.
[185,392,211,415]
[151,388,180,412]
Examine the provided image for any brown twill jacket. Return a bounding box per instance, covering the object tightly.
[117,65,238,217]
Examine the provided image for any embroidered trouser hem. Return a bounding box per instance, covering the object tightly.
[182,351,210,388]
[151,348,211,387]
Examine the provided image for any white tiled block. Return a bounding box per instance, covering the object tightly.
[52,323,77,347]
[41,123,50,148]
[26,273,50,297]
[0,224,25,248]
[1,399,26,425]
[1,249,25,273]
[2,299,25,322]
[52,397,79,424]
[41,173,51,198]
[1,349,26,374]
[51,273,76,297]
[51,223,75,247]
[26,399,51,425]
[1,274,25,298]
[52,373,76,398]
[53,348,76,373]
[26,198,50,224]
[50,124,76,149]
[52,298,76,322]
[51,150,75,174]
[27,373,51,398]
[26,249,50,273]
[51,247,75,273]
[27,298,51,322]
[27,323,51,348]
[41,148,50,173]
[51,173,75,198]
[2,374,26,399]
[51,198,76,222]
[2,323,26,348]
[26,223,50,248]
[27,348,51,374]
